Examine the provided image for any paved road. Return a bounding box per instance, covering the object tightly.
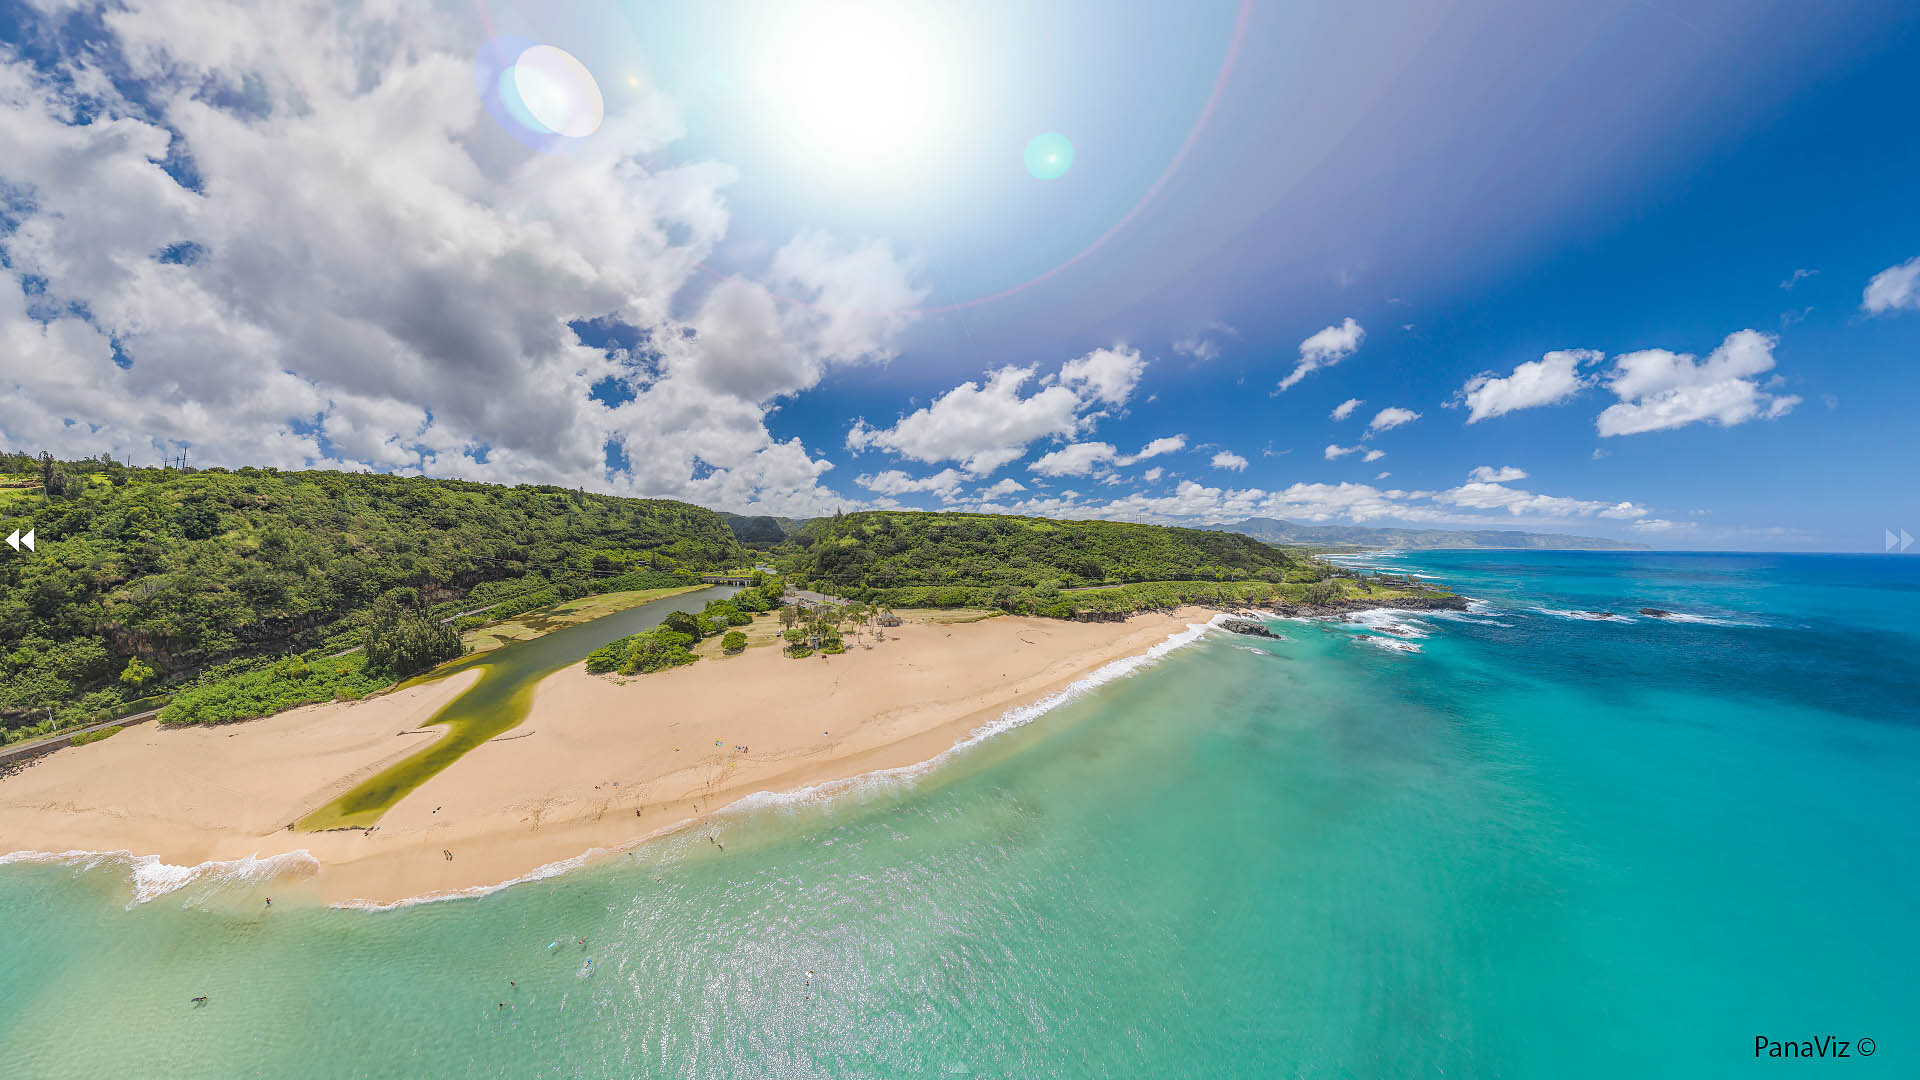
[0,706,165,767]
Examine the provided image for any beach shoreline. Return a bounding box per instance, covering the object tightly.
[0,607,1218,906]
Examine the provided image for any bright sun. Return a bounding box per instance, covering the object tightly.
[750,2,964,189]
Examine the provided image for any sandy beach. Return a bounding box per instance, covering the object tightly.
[0,608,1213,905]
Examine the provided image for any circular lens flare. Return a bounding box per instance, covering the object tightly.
[1024,132,1074,180]
[474,37,604,149]
[512,45,604,138]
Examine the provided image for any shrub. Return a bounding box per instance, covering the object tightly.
[721,630,748,654]
[70,725,123,746]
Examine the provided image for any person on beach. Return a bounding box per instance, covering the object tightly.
[191,996,208,1005]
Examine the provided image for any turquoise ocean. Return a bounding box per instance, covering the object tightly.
[2,551,1914,1077]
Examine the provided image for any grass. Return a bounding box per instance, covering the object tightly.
[461,585,707,653]
[689,611,787,659]
[912,609,1002,624]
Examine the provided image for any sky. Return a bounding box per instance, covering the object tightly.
[1,0,1916,551]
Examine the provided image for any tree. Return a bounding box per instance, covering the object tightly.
[363,597,463,677]
[662,610,702,639]
[119,656,156,689]
[721,630,747,654]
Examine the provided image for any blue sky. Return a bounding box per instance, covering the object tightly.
[1,0,1916,549]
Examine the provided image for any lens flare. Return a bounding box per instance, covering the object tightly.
[474,37,604,148]
[512,45,604,138]
[1024,132,1074,180]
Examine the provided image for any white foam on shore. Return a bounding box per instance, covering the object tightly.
[0,847,318,907]
[326,615,1229,911]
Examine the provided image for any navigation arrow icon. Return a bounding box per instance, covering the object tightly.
[19,529,31,552]
[4,529,16,552]
[1904,528,1915,553]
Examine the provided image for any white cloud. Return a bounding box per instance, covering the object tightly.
[1374,471,1390,480]
[848,347,1151,476]
[1595,330,1800,436]
[1211,450,1249,471]
[1058,345,1146,407]
[1330,397,1363,421]
[1324,443,1362,460]
[1030,441,1119,477]
[1276,317,1363,391]
[1172,335,1220,362]
[1467,465,1528,483]
[981,477,1027,497]
[855,468,967,499]
[1780,268,1817,290]
[1437,482,1646,520]
[0,0,927,518]
[1362,449,1386,463]
[1457,349,1600,423]
[846,364,1084,475]
[1367,406,1419,433]
[1124,434,1187,462]
[1631,518,1692,532]
[1862,256,1920,313]
[1142,466,1164,482]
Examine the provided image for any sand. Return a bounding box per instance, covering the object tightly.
[0,608,1214,905]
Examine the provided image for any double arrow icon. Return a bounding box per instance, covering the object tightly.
[1888,528,1915,553]
[4,529,32,553]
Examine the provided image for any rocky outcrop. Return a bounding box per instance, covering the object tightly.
[1219,618,1282,639]
[1639,608,1675,618]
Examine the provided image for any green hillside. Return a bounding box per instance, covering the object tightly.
[0,454,744,736]
[792,511,1306,590]
[783,510,1456,617]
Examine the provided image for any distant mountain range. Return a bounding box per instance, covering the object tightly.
[1207,517,1647,551]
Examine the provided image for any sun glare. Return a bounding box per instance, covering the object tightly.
[750,2,962,188]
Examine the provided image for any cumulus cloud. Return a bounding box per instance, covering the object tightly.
[1172,335,1220,362]
[1211,451,1249,471]
[847,365,1083,475]
[1030,441,1119,477]
[1862,256,1920,313]
[1467,465,1528,483]
[1595,330,1800,436]
[1325,443,1361,460]
[1362,449,1386,463]
[1367,406,1419,433]
[981,477,1027,497]
[849,347,1151,476]
[1125,434,1187,462]
[1142,466,1164,482]
[1276,317,1363,392]
[1438,482,1646,520]
[1058,345,1146,408]
[1374,471,1390,480]
[0,0,927,517]
[855,468,967,499]
[1330,397,1363,421]
[1457,349,1600,423]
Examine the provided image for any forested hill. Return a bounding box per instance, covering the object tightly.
[793,511,1305,592]
[0,457,744,728]
[1209,517,1646,551]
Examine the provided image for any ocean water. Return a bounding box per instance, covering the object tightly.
[1,552,1914,1077]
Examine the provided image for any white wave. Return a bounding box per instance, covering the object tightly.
[330,848,605,912]
[1639,610,1761,627]
[1340,609,1430,638]
[1534,607,1637,623]
[1362,637,1422,653]
[329,615,1228,911]
[0,848,318,906]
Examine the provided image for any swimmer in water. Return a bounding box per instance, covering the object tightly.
[191,996,208,1005]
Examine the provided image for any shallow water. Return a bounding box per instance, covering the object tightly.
[2,553,1914,1077]
[299,585,737,829]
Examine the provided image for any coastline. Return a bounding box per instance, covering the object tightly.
[0,607,1218,907]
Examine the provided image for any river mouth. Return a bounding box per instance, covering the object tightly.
[295,585,737,831]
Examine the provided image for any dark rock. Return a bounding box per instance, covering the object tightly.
[1220,618,1282,639]
[1639,608,1675,618]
